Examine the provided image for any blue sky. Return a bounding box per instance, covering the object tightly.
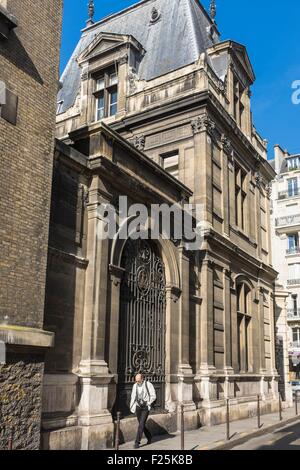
[60,0,300,157]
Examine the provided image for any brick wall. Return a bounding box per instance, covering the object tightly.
[0,0,62,449]
[0,0,63,328]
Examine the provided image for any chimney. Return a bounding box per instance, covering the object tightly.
[274,144,286,175]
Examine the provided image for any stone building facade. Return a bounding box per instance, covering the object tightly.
[0,0,63,449]
[42,0,279,449]
[271,145,300,383]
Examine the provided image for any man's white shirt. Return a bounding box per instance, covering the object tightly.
[130,381,156,414]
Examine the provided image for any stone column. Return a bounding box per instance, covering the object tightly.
[198,259,216,386]
[116,55,128,117]
[177,246,195,410]
[191,113,214,228]
[258,287,266,373]
[227,64,235,117]
[252,288,261,374]
[107,265,125,375]
[165,285,181,413]
[228,149,236,228]
[106,264,125,410]
[77,174,113,442]
[230,284,238,373]
[223,268,234,373]
[269,292,278,374]
[274,284,293,405]
[255,180,262,260]
[221,136,232,236]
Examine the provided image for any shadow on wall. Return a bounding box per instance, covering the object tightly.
[0,26,43,85]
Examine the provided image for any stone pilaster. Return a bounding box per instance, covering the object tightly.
[177,246,195,409]
[223,268,234,373]
[258,287,266,373]
[221,136,232,236]
[274,285,293,405]
[230,283,238,373]
[78,174,113,428]
[198,259,215,375]
[191,114,214,227]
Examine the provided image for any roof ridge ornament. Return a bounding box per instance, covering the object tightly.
[87,0,95,26]
[210,0,216,23]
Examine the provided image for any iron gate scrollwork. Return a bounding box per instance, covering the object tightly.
[116,239,166,416]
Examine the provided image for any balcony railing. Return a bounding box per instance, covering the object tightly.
[276,214,300,227]
[288,279,300,286]
[286,247,300,255]
[278,190,300,200]
[287,309,300,320]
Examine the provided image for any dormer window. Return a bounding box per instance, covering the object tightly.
[94,68,118,121]
[287,156,300,171]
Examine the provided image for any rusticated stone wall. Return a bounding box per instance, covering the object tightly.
[0,352,44,450]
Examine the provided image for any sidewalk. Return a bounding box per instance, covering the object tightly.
[119,406,300,451]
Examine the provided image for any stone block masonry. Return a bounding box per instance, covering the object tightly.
[0,350,44,450]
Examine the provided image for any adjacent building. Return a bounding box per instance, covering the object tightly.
[271,145,300,382]
[0,0,63,450]
[41,0,279,450]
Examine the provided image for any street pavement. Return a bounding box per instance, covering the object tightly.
[233,421,300,450]
[120,406,300,451]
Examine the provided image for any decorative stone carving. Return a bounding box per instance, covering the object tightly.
[81,71,88,81]
[131,134,146,151]
[150,7,161,24]
[265,183,272,199]
[254,171,272,197]
[221,136,233,155]
[118,54,128,66]
[255,171,264,187]
[128,70,138,94]
[221,136,234,170]
[191,115,216,136]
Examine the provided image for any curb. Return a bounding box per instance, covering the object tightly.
[196,414,300,450]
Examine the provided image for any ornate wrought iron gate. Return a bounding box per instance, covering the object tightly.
[116,240,166,416]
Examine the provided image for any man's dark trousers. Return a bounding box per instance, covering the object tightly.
[135,406,152,445]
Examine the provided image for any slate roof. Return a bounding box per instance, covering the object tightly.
[58,0,219,114]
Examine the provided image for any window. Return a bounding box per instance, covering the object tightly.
[287,157,300,171]
[292,328,300,347]
[94,69,118,121]
[237,284,252,372]
[0,2,18,41]
[161,152,179,180]
[288,263,300,284]
[235,165,248,231]
[288,178,298,197]
[0,85,18,125]
[233,78,244,128]
[288,234,299,254]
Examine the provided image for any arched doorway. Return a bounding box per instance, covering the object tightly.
[116,239,166,416]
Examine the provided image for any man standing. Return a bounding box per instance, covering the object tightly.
[130,374,156,449]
